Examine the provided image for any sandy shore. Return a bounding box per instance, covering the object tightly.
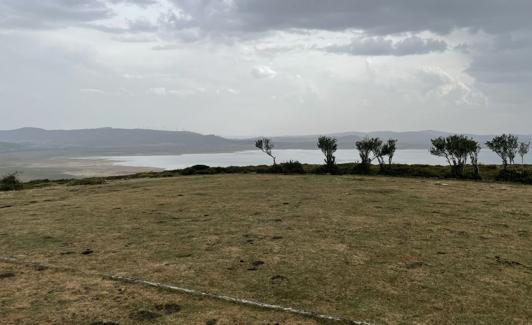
[0,153,162,181]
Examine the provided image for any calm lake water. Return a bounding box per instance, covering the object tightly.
[101,149,503,170]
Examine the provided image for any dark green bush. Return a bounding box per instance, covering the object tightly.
[352,163,372,175]
[180,164,214,175]
[280,160,305,174]
[380,164,448,178]
[0,173,23,191]
[258,161,306,174]
[312,164,340,175]
[496,169,532,184]
[68,178,106,186]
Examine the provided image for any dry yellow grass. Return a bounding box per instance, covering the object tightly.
[1,174,531,324]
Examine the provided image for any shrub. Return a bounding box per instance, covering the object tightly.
[312,163,340,175]
[180,164,213,175]
[379,164,448,179]
[68,178,106,186]
[496,169,532,184]
[0,173,23,191]
[352,162,372,175]
[260,160,306,174]
[279,160,306,174]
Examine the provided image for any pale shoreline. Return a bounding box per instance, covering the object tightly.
[0,154,163,181]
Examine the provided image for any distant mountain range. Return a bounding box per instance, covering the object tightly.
[0,127,530,155]
[271,130,532,150]
[0,127,247,154]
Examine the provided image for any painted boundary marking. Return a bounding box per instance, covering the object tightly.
[0,256,375,325]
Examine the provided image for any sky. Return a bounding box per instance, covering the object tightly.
[1,0,531,136]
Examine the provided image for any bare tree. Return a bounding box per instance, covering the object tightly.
[255,138,276,165]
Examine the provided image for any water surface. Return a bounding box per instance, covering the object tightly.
[100,149,503,170]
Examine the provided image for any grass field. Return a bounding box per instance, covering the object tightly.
[1,174,531,324]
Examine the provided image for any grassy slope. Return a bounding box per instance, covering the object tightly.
[1,174,531,324]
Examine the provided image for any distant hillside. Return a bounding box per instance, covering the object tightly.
[271,131,532,150]
[0,128,248,154]
[0,127,530,154]
[0,141,26,153]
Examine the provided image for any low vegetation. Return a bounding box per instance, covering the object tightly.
[1,174,530,324]
[0,173,23,191]
[253,133,531,184]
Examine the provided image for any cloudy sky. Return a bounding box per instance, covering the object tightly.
[1,0,531,136]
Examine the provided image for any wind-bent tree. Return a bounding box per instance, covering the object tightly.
[356,137,398,171]
[430,135,480,177]
[355,137,382,167]
[468,141,481,179]
[382,139,398,166]
[255,138,276,165]
[317,136,337,170]
[486,134,519,170]
[518,141,530,171]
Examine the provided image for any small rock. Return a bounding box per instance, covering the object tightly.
[205,319,218,325]
[90,322,119,325]
[82,249,94,255]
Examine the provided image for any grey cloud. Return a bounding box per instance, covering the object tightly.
[3,1,532,38]
[467,34,532,84]
[167,0,532,36]
[416,67,487,107]
[324,36,447,56]
[0,0,113,29]
[107,0,158,6]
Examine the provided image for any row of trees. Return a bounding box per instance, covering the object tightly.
[430,134,529,178]
[257,133,530,178]
[257,135,398,172]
